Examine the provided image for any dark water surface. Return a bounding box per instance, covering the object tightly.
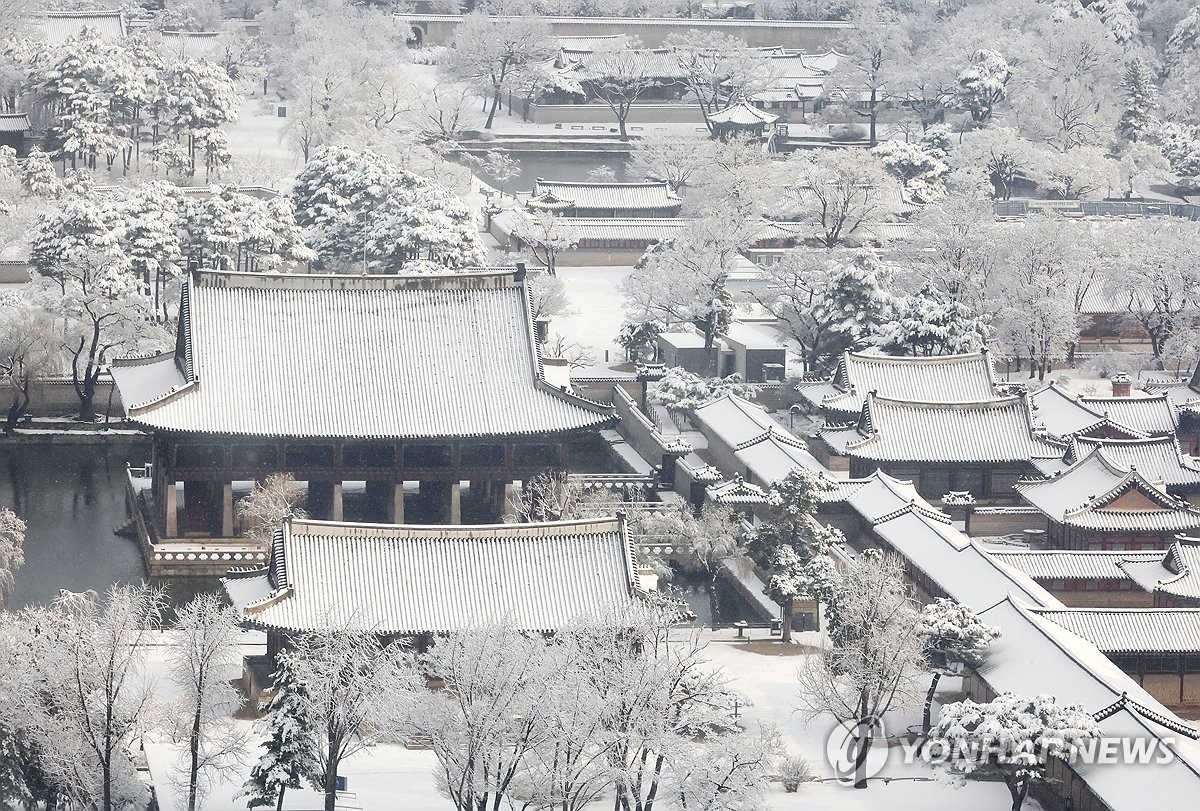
[2,442,149,608]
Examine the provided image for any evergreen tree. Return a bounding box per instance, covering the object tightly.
[20,149,62,198]
[1117,58,1159,143]
[878,284,990,357]
[917,599,1001,735]
[241,652,319,811]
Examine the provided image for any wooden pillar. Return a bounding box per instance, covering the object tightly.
[164,479,178,537]
[449,482,462,525]
[222,482,234,537]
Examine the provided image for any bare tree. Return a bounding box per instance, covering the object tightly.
[415,624,550,811]
[796,553,925,789]
[446,12,554,129]
[780,149,903,248]
[168,594,247,811]
[23,585,166,811]
[237,474,307,544]
[0,297,57,434]
[511,212,580,276]
[579,39,667,141]
[629,130,713,195]
[287,629,418,811]
[640,504,746,626]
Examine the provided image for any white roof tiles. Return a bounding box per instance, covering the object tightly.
[1015,450,1200,532]
[38,10,126,42]
[0,114,31,133]
[1070,436,1200,488]
[976,598,1200,811]
[691,394,779,448]
[846,393,1064,464]
[531,180,681,213]
[115,270,613,439]
[989,549,1162,582]
[804,350,1003,415]
[1033,608,1200,654]
[1079,393,1178,436]
[226,516,643,634]
[733,430,823,484]
[707,101,779,125]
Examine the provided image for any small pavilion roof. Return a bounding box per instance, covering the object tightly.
[844,393,1064,464]
[223,516,645,635]
[111,269,614,439]
[1032,608,1200,654]
[797,350,1002,416]
[707,475,769,505]
[530,180,681,213]
[1015,450,1200,532]
[707,101,779,125]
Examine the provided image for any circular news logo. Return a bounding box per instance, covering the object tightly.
[824,715,889,785]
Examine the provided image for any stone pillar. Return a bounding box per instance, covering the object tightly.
[389,482,405,524]
[308,481,333,520]
[331,482,343,522]
[449,481,462,524]
[502,482,516,520]
[164,480,178,537]
[221,482,234,537]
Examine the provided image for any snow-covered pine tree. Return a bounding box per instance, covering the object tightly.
[241,652,318,811]
[20,149,62,198]
[878,284,990,357]
[916,598,1000,734]
[1117,58,1159,143]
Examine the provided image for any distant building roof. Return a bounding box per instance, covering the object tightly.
[111,269,613,439]
[1030,382,1171,440]
[707,101,779,126]
[691,394,778,447]
[1033,608,1200,654]
[797,350,1003,416]
[1150,537,1200,601]
[845,393,1064,464]
[976,598,1200,811]
[529,180,682,214]
[38,10,127,42]
[1015,450,1200,533]
[158,30,224,60]
[0,114,31,133]
[732,428,824,484]
[990,549,1163,582]
[224,516,645,634]
[1068,436,1200,489]
[707,475,769,505]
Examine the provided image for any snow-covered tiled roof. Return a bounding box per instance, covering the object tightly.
[225,516,644,634]
[1078,393,1178,436]
[815,470,922,522]
[113,269,614,439]
[531,180,682,212]
[1015,450,1200,532]
[871,509,1059,609]
[1029,382,1154,439]
[707,101,778,126]
[1069,436,1200,488]
[845,393,1064,464]
[1033,608,1200,654]
[0,114,31,133]
[732,429,823,484]
[38,10,126,42]
[990,549,1161,582]
[707,475,769,505]
[976,598,1200,811]
[158,30,224,60]
[691,394,779,448]
[800,350,1002,416]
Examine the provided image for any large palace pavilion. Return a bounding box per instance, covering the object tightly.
[112,268,616,539]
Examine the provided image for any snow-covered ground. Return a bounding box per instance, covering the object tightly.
[135,630,1039,811]
[552,265,633,361]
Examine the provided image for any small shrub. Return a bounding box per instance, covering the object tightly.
[828,122,868,141]
[779,754,814,792]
